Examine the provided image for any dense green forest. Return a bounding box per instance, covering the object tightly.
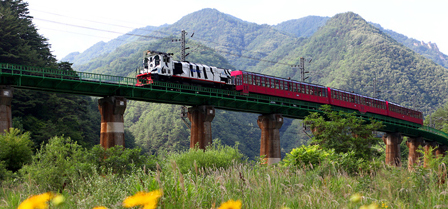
[0,0,102,148]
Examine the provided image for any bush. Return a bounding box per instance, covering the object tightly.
[282,144,380,175]
[85,145,157,175]
[282,144,334,168]
[19,136,92,191]
[0,128,33,172]
[165,140,245,174]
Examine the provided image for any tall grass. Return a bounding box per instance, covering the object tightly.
[2,140,448,208]
[2,161,448,208]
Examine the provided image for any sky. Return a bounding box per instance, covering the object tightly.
[27,0,448,60]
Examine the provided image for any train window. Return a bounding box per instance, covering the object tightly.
[274,80,278,89]
[248,75,252,85]
[197,66,201,78]
[154,55,160,66]
[322,88,326,97]
[256,76,261,86]
[285,82,289,91]
[261,77,265,87]
[279,81,284,90]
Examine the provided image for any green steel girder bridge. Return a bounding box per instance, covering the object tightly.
[1,62,447,146]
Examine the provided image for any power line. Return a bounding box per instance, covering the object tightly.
[34,18,169,40]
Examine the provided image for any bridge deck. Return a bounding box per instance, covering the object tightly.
[1,63,447,145]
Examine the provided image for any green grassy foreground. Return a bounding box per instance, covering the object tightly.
[2,157,448,208]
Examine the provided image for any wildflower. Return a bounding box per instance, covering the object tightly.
[350,193,362,203]
[93,207,108,209]
[217,199,242,209]
[51,194,65,206]
[123,190,162,209]
[18,192,53,209]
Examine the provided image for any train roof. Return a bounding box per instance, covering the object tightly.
[236,70,327,88]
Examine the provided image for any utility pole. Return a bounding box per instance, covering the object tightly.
[299,57,310,82]
[172,30,190,62]
[181,30,187,62]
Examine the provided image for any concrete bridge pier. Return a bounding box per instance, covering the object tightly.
[423,141,444,168]
[0,86,13,133]
[98,96,127,148]
[382,132,403,166]
[257,114,283,165]
[188,105,215,149]
[406,137,424,170]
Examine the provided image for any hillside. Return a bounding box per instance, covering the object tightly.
[62,25,162,66]
[62,9,448,159]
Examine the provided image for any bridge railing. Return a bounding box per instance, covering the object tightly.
[420,126,448,140]
[0,63,138,86]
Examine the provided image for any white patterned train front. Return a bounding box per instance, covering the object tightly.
[136,51,233,87]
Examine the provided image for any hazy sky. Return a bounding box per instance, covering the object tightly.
[27,0,448,60]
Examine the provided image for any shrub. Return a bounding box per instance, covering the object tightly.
[85,145,157,175]
[19,136,92,191]
[165,140,244,174]
[282,144,335,168]
[0,128,33,172]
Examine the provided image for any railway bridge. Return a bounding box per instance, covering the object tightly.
[1,63,447,167]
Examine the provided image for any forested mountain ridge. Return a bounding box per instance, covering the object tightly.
[256,12,448,108]
[59,9,448,159]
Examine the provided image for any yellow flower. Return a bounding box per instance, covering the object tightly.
[217,199,242,209]
[122,190,162,209]
[51,194,65,206]
[18,192,53,209]
[93,207,108,209]
[350,193,362,203]
[367,203,379,209]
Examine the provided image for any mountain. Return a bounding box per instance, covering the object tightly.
[60,9,448,159]
[61,25,162,66]
[273,16,330,38]
[371,23,448,69]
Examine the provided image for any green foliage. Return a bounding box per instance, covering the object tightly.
[85,145,157,175]
[19,136,156,191]
[12,91,101,147]
[164,140,244,174]
[282,144,380,175]
[19,136,91,191]
[282,144,334,168]
[0,128,33,172]
[424,101,448,133]
[305,105,383,160]
[0,0,56,66]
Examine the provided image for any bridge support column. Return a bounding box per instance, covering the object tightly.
[98,96,127,148]
[424,141,440,168]
[257,114,283,165]
[382,132,403,166]
[406,137,424,170]
[188,105,215,149]
[0,86,13,133]
[434,145,447,158]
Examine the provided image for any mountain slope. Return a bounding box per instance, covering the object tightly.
[256,12,448,109]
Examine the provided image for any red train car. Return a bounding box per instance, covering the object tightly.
[328,88,388,116]
[231,71,329,104]
[230,70,423,125]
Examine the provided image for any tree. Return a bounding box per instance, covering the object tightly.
[304,105,383,160]
[0,0,56,66]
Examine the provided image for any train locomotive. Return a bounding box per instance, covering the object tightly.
[136,51,423,125]
[136,51,233,88]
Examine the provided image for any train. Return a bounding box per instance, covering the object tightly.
[136,51,423,125]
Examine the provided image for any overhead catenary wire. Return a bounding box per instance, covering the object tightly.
[32,11,303,69]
